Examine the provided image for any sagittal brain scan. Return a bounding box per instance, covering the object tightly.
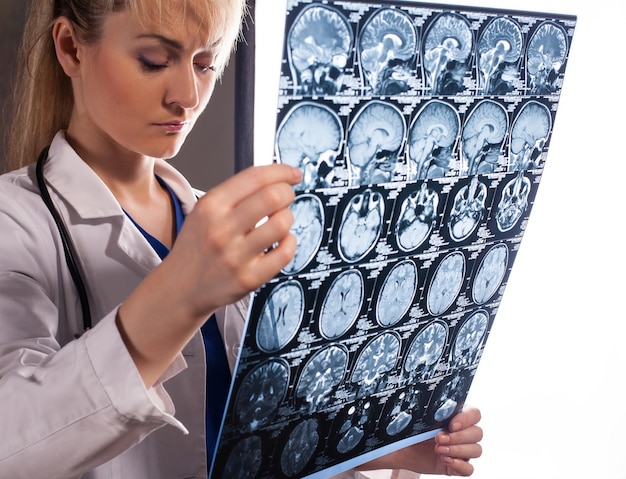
[358,8,417,96]
[472,243,509,304]
[423,12,473,95]
[347,100,406,186]
[407,100,460,180]
[404,321,448,380]
[296,345,348,412]
[461,100,509,176]
[509,100,552,171]
[287,4,353,95]
[526,21,568,95]
[395,183,439,252]
[280,419,320,477]
[477,16,523,95]
[427,251,466,316]
[276,102,344,191]
[282,194,325,275]
[212,3,576,478]
[235,359,290,430]
[319,269,364,339]
[376,260,418,327]
[337,188,384,262]
[256,280,305,352]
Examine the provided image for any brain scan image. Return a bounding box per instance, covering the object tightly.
[452,310,488,368]
[346,100,406,186]
[235,359,289,430]
[448,175,487,242]
[287,4,353,95]
[477,16,523,95]
[282,194,325,275]
[432,373,467,422]
[404,321,447,380]
[384,387,422,436]
[319,269,364,339]
[221,436,263,479]
[358,8,418,95]
[280,419,320,477]
[276,102,343,191]
[407,100,460,180]
[427,251,466,316]
[376,260,418,327]
[495,171,531,232]
[295,345,348,413]
[526,21,567,95]
[336,399,373,454]
[460,100,509,176]
[509,101,552,171]
[472,243,509,304]
[423,13,473,95]
[395,183,439,252]
[256,280,305,353]
[351,332,401,397]
[337,188,385,263]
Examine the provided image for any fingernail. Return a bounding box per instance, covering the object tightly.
[438,433,450,444]
[449,421,461,432]
[437,446,450,454]
[443,456,454,465]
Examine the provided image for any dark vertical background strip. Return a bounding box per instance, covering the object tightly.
[234,0,256,172]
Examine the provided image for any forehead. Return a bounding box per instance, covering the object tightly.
[127,0,229,47]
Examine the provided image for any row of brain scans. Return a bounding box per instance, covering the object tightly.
[282,171,532,276]
[284,3,570,97]
[276,97,553,190]
[258,241,509,354]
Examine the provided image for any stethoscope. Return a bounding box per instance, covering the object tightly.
[36,147,92,334]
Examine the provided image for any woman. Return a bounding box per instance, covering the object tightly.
[0,1,482,478]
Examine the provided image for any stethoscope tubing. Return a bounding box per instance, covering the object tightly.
[36,147,92,334]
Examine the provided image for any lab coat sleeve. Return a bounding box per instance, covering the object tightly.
[0,271,185,479]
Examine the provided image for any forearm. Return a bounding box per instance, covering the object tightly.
[0,312,186,478]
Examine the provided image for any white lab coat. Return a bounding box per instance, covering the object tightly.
[0,132,416,479]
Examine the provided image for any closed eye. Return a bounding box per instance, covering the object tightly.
[138,54,168,72]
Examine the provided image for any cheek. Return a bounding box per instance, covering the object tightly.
[90,58,152,122]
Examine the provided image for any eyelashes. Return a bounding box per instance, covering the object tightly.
[138,54,215,73]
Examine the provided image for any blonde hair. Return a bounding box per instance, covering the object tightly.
[4,0,246,172]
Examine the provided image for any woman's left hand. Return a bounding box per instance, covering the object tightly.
[357,407,483,476]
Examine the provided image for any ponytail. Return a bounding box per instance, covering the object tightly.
[5,0,73,171]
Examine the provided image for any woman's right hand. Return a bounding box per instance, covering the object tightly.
[116,164,302,387]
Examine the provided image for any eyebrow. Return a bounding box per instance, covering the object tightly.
[135,33,222,52]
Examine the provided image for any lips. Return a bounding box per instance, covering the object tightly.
[154,121,189,133]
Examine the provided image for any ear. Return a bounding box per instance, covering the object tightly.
[52,17,83,78]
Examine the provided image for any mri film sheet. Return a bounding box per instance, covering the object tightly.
[209,2,576,478]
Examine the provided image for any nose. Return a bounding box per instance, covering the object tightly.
[166,64,200,109]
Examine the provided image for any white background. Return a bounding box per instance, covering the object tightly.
[255,1,626,478]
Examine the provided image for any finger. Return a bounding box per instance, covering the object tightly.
[448,407,482,433]
[209,164,301,208]
[436,424,483,449]
[244,207,295,257]
[436,442,483,461]
[234,182,296,234]
[243,232,298,287]
[442,457,475,477]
